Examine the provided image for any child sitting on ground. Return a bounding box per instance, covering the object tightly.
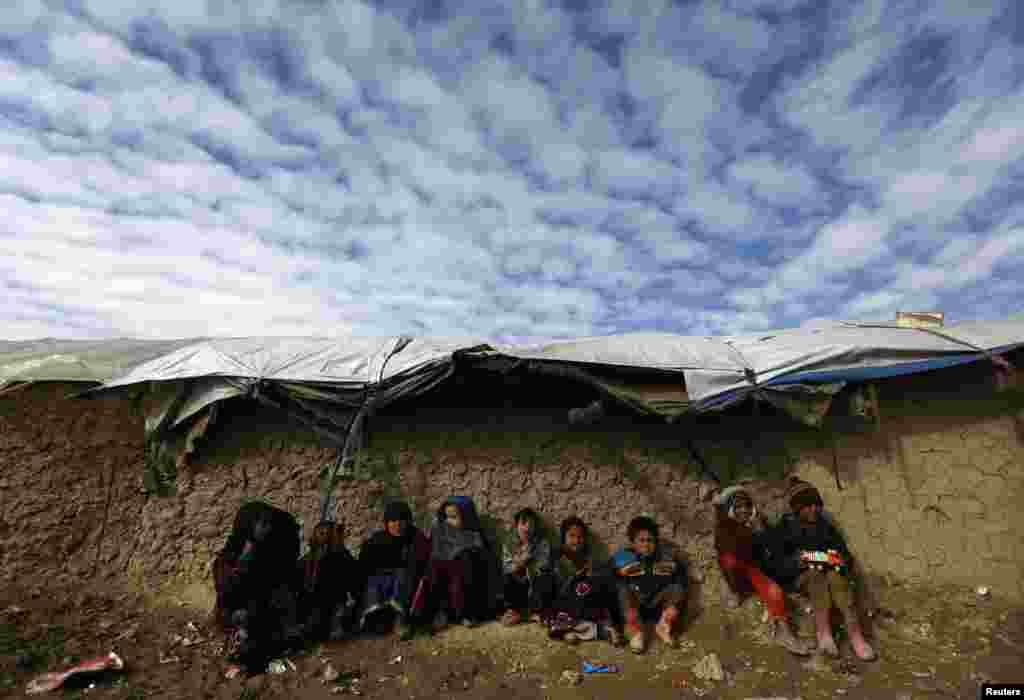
[501,508,555,626]
[544,516,624,646]
[216,504,302,676]
[611,515,688,654]
[411,496,491,632]
[296,520,360,643]
[714,485,811,655]
[762,479,877,661]
[357,500,431,640]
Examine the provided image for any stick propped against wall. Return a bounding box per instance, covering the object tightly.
[830,432,842,491]
[866,382,882,432]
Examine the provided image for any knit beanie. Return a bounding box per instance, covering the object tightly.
[383,500,413,524]
[788,479,823,511]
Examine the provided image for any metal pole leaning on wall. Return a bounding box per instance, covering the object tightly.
[830,431,843,491]
[684,435,721,485]
[744,367,762,475]
[318,337,412,522]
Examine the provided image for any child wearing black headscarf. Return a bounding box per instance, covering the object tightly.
[297,520,360,643]
[357,500,431,639]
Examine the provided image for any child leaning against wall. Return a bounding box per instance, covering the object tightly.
[714,485,812,655]
[500,507,555,626]
[760,479,878,661]
[611,515,688,654]
[411,496,494,632]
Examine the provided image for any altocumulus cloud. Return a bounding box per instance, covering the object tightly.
[2,0,1023,342]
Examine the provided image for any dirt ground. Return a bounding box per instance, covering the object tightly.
[3,577,1023,700]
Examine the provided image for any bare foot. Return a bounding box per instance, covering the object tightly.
[655,621,677,648]
[817,636,839,657]
[720,579,741,609]
[852,638,877,661]
[628,627,646,654]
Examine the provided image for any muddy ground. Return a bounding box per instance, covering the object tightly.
[3,577,1023,700]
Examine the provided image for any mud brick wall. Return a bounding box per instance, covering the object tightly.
[1,361,1022,610]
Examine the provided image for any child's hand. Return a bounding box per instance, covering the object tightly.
[506,548,529,573]
[653,561,676,576]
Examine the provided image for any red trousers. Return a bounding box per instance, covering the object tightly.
[718,552,787,619]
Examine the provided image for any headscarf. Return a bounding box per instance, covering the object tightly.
[382,500,415,544]
[384,500,413,525]
[304,519,335,592]
[431,496,484,560]
[713,485,758,523]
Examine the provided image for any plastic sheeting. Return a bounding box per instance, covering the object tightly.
[0,338,202,383]
[506,320,1024,410]
[2,319,1022,416]
[94,336,488,390]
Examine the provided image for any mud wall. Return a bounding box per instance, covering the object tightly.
[1,361,1022,609]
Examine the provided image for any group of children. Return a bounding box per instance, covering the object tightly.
[713,478,877,661]
[213,478,877,677]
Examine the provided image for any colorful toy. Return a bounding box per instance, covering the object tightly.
[800,549,847,571]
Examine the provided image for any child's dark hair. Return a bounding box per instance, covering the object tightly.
[513,508,540,528]
[560,516,588,543]
[627,516,659,542]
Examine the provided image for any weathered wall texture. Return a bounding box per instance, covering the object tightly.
[1,361,1022,611]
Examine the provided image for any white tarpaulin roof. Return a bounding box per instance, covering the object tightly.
[95,336,487,390]
[2,318,1022,413]
[0,338,203,383]
[505,320,1024,409]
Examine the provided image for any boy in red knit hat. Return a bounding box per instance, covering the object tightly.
[762,479,877,660]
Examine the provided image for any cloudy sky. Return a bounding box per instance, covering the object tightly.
[2,0,1023,342]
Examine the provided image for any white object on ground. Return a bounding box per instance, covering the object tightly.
[26,652,124,695]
